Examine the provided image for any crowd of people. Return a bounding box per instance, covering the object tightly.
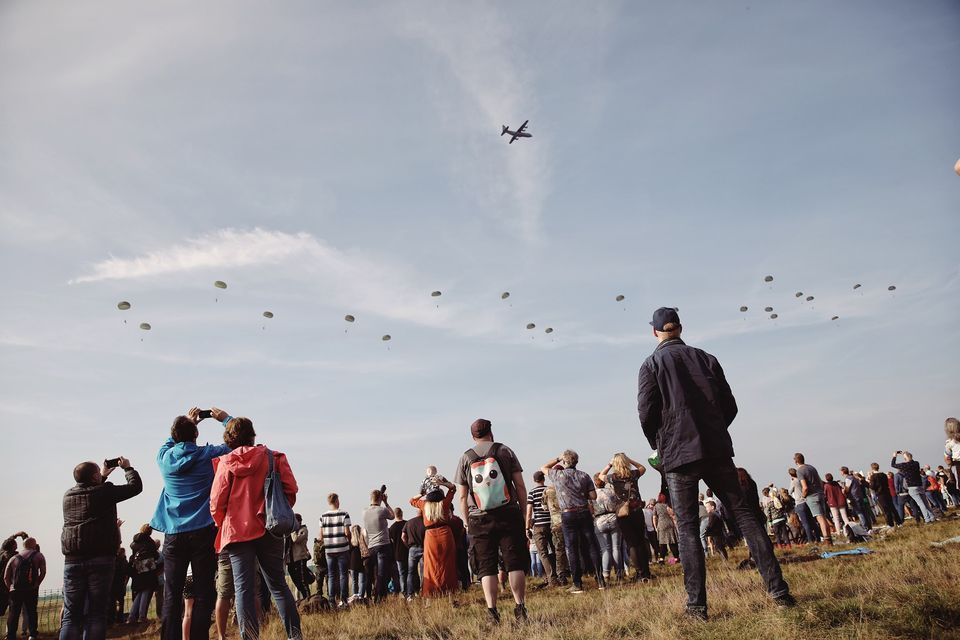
[4,308,958,639]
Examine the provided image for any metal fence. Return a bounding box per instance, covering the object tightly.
[29,589,150,635]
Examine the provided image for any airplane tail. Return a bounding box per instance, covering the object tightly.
[501,125,508,136]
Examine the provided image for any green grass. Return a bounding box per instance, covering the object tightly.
[110,517,960,640]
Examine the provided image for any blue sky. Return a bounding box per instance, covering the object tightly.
[1,1,958,585]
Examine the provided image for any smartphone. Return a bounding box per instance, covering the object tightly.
[198,409,213,420]
[105,458,121,469]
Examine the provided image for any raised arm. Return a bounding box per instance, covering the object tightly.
[540,456,561,477]
[106,461,143,503]
[626,454,647,477]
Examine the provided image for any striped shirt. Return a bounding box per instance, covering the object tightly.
[527,485,551,527]
[320,510,351,555]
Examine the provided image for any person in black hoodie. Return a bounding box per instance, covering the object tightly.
[128,525,161,623]
[637,307,792,621]
[60,456,142,640]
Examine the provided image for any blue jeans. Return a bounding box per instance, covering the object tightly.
[793,500,818,542]
[560,510,603,587]
[325,552,349,604]
[906,486,934,522]
[6,590,37,640]
[406,546,424,596]
[368,544,396,600]
[351,569,366,597]
[396,559,408,595]
[130,589,154,622]
[161,525,217,640]
[226,534,302,640]
[60,556,115,640]
[666,457,790,613]
[594,526,623,578]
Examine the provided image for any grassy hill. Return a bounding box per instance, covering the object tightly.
[111,517,960,640]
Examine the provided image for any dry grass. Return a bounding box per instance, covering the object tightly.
[112,518,960,640]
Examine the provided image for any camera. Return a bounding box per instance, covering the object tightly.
[105,458,121,469]
[198,409,213,421]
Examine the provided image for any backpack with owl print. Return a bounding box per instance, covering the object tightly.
[464,443,511,511]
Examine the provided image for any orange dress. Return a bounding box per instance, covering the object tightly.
[410,490,459,597]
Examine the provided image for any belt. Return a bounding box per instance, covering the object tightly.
[562,507,589,513]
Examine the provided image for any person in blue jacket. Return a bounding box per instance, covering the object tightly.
[150,407,232,640]
[636,308,793,621]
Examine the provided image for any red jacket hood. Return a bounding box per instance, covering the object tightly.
[209,445,298,553]
[216,445,269,478]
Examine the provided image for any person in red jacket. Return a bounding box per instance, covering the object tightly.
[209,410,301,640]
[822,474,852,537]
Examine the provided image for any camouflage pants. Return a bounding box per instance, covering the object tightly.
[551,523,570,580]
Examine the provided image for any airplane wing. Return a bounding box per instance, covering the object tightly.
[509,120,528,144]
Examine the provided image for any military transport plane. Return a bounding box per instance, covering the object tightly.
[501,120,531,144]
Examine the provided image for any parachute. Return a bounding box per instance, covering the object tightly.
[213,280,227,303]
[853,284,861,290]
[139,323,151,330]
[806,296,814,302]
[888,285,896,291]
[117,301,131,311]
[526,323,536,330]
[769,313,778,319]
[764,275,774,283]
[795,292,803,298]
[381,334,391,341]
[262,311,273,319]
[344,315,355,323]
[545,327,554,334]
[831,316,839,321]
[615,295,625,302]
[431,291,442,297]
[739,306,748,313]
[501,292,510,300]
[764,307,773,313]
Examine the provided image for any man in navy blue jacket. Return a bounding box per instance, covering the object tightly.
[637,307,792,620]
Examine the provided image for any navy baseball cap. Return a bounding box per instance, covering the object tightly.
[649,307,681,331]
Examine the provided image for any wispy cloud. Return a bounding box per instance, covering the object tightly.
[69,227,511,336]
[70,228,318,283]
[400,5,550,243]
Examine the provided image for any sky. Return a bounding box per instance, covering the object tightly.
[1,1,958,587]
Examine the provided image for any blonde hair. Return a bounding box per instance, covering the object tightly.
[611,453,631,479]
[423,500,448,524]
[946,417,960,441]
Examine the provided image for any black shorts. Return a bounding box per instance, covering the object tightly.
[468,504,529,578]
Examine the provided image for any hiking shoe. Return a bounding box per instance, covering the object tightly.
[514,603,528,622]
[487,608,501,625]
[774,593,797,608]
[569,585,585,594]
[596,575,607,590]
[684,607,708,621]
